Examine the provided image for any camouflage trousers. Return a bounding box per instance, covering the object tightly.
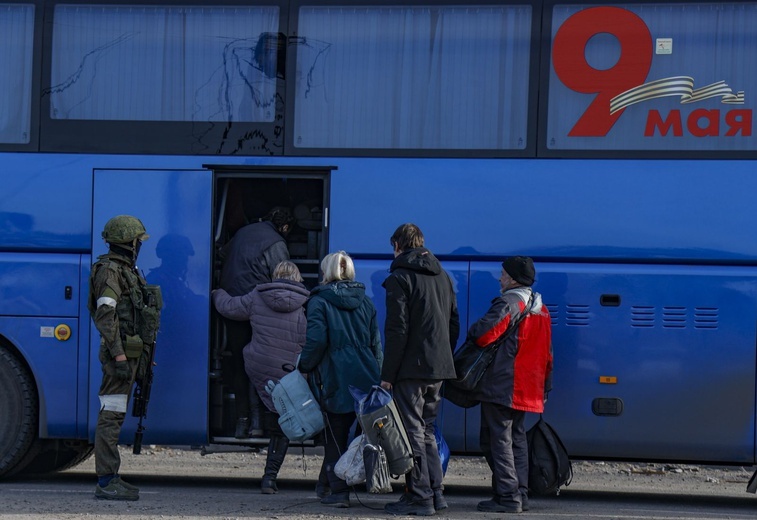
[95,357,138,477]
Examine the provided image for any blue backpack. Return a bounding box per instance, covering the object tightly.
[266,370,324,442]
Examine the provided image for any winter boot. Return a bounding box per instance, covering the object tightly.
[248,388,264,437]
[316,463,331,498]
[261,435,289,494]
[235,417,250,439]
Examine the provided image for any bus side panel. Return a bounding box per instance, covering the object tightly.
[90,169,212,445]
[0,254,83,438]
[0,253,81,317]
[0,317,80,438]
[527,263,756,463]
[353,259,470,453]
[328,158,757,263]
[0,163,92,252]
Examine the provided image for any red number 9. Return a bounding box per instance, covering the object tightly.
[553,7,652,137]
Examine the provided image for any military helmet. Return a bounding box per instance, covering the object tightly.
[102,215,149,244]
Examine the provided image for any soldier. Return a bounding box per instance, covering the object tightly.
[88,215,161,501]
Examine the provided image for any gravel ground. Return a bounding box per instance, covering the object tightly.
[1,446,755,520]
[71,445,757,497]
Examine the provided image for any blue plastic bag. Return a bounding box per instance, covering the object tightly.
[349,384,392,415]
[435,424,450,476]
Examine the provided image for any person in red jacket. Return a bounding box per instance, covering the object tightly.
[468,256,553,514]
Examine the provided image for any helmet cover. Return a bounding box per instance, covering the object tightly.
[102,215,149,244]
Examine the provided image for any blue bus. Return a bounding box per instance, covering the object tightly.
[1,0,756,478]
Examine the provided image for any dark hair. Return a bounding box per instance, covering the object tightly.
[263,206,295,231]
[390,223,424,252]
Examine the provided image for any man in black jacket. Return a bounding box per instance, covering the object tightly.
[381,223,460,516]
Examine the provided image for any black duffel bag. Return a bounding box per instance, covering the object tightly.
[445,293,534,398]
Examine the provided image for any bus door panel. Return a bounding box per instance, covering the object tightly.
[92,169,212,445]
[538,263,757,463]
[0,253,83,437]
[353,259,469,454]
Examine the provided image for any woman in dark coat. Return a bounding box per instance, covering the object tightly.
[212,261,309,494]
[298,251,383,508]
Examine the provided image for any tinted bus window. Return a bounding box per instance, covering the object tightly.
[547,2,757,151]
[50,4,280,122]
[0,4,34,144]
[294,4,532,150]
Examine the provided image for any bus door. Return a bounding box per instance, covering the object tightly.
[92,169,213,446]
[209,166,331,443]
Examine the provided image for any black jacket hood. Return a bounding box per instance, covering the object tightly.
[389,247,442,276]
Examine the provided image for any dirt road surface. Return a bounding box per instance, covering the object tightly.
[1,446,756,519]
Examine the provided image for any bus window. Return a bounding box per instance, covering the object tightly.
[0,4,34,144]
[49,4,280,123]
[546,2,757,152]
[293,4,532,151]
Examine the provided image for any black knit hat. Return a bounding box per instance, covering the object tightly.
[502,256,535,286]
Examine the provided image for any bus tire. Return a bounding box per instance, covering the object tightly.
[0,346,38,478]
[14,439,94,476]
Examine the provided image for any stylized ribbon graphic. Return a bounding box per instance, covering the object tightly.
[610,76,745,114]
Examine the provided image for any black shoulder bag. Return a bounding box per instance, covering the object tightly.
[446,292,535,398]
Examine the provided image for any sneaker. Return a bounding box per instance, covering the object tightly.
[315,482,331,499]
[433,489,447,511]
[385,494,435,516]
[476,498,522,513]
[113,476,139,492]
[95,479,140,501]
[235,417,250,439]
[321,491,350,508]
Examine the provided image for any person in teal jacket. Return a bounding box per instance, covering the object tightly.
[298,251,383,508]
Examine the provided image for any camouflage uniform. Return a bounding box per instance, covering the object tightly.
[88,216,161,484]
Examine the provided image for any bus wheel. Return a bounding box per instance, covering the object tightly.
[0,347,38,478]
[15,439,94,476]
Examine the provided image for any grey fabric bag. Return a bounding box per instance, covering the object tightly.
[358,397,413,477]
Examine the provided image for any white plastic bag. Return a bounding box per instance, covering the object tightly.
[334,434,366,486]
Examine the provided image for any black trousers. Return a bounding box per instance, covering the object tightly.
[224,318,251,419]
[393,379,444,501]
[480,402,527,505]
[322,411,356,494]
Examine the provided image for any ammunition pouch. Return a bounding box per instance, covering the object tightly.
[139,284,162,344]
[144,284,163,310]
[139,306,160,344]
[124,334,145,359]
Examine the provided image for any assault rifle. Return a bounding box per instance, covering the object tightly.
[131,339,156,455]
[131,285,162,455]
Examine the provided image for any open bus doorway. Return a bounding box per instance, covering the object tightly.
[208,167,331,443]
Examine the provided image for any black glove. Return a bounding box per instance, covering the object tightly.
[114,360,131,380]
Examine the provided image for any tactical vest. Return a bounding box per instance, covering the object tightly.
[89,254,162,348]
